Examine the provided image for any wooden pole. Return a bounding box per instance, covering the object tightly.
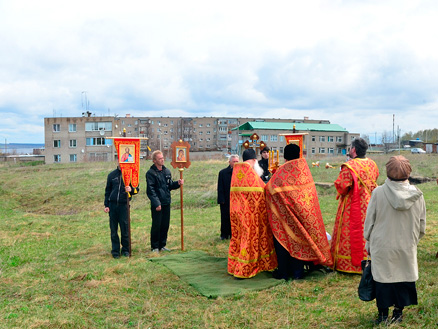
[179,167,184,251]
[127,194,131,257]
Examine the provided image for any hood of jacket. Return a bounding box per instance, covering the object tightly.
[382,178,423,211]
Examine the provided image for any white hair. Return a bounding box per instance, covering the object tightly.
[229,154,239,162]
[253,160,264,177]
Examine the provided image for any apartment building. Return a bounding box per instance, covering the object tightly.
[44,113,359,164]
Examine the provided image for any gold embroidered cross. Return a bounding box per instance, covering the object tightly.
[237,170,245,181]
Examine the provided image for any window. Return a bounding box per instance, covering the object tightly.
[89,153,109,162]
[270,135,278,142]
[69,140,77,148]
[328,136,334,142]
[199,131,203,135]
[261,135,268,141]
[319,136,325,142]
[207,131,211,134]
[206,138,211,141]
[199,124,203,127]
[70,154,77,162]
[207,123,210,127]
[85,122,112,131]
[171,120,173,125]
[311,148,316,154]
[53,124,60,132]
[69,124,76,132]
[279,136,285,142]
[53,140,61,148]
[336,136,343,143]
[219,127,227,132]
[311,136,316,142]
[54,154,61,163]
[328,148,334,154]
[280,147,284,153]
[86,137,106,146]
[319,147,325,154]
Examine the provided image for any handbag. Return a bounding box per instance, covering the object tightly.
[358,258,376,301]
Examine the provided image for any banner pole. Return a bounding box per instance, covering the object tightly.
[127,195,131,257]
[179,167,184,251]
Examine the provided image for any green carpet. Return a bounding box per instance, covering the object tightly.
[149,250,282,298]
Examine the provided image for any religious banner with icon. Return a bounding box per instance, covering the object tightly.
[110,138,141,193]
[279,125,308,159]
[170,140,191,251]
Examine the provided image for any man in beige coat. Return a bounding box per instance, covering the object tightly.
[364,155,426,325]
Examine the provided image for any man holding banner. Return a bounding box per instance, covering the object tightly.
[146,150,183,253]
[104,165,139,258]
[104,133,142,258]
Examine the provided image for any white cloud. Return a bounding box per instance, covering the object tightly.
[1,0,438,143]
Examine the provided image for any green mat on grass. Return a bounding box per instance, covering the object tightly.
[149,250,281,298]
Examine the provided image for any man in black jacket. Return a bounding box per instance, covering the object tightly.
[259,147,271,182]
[146,150,183,253]
[104,166,139,258]
[217,154,239,240]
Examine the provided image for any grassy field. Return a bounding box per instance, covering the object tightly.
[1,154,437,328]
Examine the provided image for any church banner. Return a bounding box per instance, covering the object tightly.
[113,138,141,192]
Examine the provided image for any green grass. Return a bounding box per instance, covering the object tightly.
[0,154,437,328]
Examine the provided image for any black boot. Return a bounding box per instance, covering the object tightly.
[391,307,403,323]
[374,308,388,325]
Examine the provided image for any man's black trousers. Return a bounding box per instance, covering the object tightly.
[150,204,171,250]
[109,203,129,256]
[220,203,232,239]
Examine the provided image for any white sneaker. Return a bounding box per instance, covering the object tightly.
[152,248,159,253]
[160,247,171,252]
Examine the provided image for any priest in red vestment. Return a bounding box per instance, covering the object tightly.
[228,148,277,278]
[331,138,379,273]
[266,144,333,280]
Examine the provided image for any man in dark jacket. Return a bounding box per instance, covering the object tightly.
[104,166,139,258]
[146,150,183,253]
[217,154,239,240]
[259,147,270,182]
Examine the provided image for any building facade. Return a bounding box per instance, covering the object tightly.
[231,121,360,157]
[44,114,359,164]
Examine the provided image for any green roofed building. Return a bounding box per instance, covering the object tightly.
[231,121,359,157]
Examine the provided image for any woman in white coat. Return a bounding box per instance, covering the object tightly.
[364,156,426,325]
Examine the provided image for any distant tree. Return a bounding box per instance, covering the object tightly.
[401,129,438,143]
[361,134,370,145]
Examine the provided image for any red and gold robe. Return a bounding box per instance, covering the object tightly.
[330,157,379,273]
[228,162,277,278]
[266,158,333,267]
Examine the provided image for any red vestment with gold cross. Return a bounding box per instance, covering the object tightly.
[330,157,379,273]
[228,162,277,278]
[266,158,333,267]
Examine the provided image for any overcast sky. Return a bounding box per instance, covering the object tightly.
[1,0,437,144]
